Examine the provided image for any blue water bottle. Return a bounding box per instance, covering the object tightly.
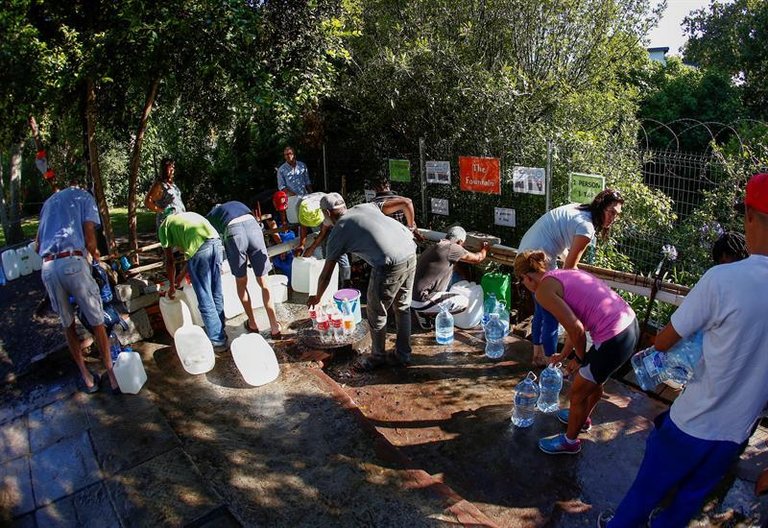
[92,262,113,303]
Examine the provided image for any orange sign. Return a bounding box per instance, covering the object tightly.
[459,156,501,194]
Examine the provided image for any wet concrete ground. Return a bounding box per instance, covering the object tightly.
[1,293,767,527]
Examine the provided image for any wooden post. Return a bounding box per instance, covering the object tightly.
[85,78,116,253]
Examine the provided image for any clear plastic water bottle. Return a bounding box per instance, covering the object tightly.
[512,371,540,427]
[536,362,564,412]
[497,301,510,335]
[435,302,454,345]
[109,332,122,362]
[342,298,355,335]
[484,312,505,359]
[482,292,498,326]
[631,332,703,390]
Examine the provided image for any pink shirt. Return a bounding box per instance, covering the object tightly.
[543,269,635,345]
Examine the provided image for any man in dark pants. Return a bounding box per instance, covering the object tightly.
[307,193,419,370]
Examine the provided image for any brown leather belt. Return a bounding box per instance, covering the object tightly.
[43,250,84,262]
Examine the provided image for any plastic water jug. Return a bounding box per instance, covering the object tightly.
[340,298,355,334]
[17,246,33,276]
[27,242,42,271]
[179,282,205,326]
[308,259,339,305]
[536,362,564,413]
[1,249,20,281]
[291,256,313,293]
[631,331,703,390]
[497,301,510,335]
[220,268,245,319]
[247,271,289,307]
[451,281,484,329]
[92,262,113,303]
[511,371,540,427]
[113,349,147,394]
[159,293,194,337]
[484,312,505,359]
[231,333,280,386]
[482,292,498,326]
[173,323,215,375]
[435,302,454,345]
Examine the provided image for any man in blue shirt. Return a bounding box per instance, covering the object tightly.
[277,146,312,224]
[36,184,118,394]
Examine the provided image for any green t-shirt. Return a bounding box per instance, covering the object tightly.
[158,212,219,259]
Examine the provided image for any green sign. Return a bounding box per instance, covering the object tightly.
[389,159,411,182]
[569,172,605,203]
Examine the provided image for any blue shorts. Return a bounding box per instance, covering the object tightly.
[223,217,273,278]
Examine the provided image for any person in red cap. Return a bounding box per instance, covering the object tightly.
[272,190,289,227]
[598,173,768,527]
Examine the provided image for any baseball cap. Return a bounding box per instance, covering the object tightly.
[272,190,288,212]
[445,226,467,242]
[735,173,768,215]
[320,192,346,211]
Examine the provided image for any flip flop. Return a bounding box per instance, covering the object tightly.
[79,370,100,394]
[243,321,259,333]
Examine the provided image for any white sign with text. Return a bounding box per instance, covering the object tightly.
[431,198,450,216]
[494,207,516,227]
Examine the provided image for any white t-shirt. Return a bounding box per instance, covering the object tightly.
[670,254,768,443]
[518,204,594,269]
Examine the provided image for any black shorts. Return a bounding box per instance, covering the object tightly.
[581,318,639,385]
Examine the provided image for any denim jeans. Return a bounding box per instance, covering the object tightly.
[367,254,417,362]
[188,238,227,346]
[532,299,559,356]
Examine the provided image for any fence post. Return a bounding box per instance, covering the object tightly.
[545,139,553,212]
[322,143,328,191]
[419,137,427,225]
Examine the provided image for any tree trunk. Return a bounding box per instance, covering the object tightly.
[84,78,115,254]
[0,153,10,241]
[6,141,25,244]
[128,78,160,265]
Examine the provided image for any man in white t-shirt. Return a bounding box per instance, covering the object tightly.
[599,173,768,527]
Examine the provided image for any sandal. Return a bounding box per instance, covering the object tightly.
[78,370,100,395]
[352,355,388,372]
[243,321,259,333]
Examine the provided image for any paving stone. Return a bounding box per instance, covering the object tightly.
[83,391,158,429]
[0,456,34,517]
[28,395,90,452]
[30,431,100,506]
[33,482,119,528]
[0,415,28,464]
[105,448,221,527]
[90,406,179,475]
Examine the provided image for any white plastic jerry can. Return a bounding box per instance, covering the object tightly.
[291,256,313,293]
[230,333,280,386]
[1,249,20,281]
[17,246,33,276]
[179,282,205,326]
[220,268,245,319]
[113,350,148,394]
[173,323,215,375]
[27,242,43,271]
[308,258,339,305]
[159,293,194,337]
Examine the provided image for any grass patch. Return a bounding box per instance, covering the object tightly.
[1,207,156,248]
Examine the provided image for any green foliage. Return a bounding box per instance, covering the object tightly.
[683,0,768,118]
[635,57,746,151]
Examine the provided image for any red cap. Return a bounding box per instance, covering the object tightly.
[272,190,288,211]
[736,173,768,215]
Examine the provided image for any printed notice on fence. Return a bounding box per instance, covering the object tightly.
[389,159,411,182]
[459,156,500,194]
[426,161,451,184]
[569,172,605,203]
[364,189,376,202]
[431,198,449,216]
[513,166,545,195]
[494,207,516,227]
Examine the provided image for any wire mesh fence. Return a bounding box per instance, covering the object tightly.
[318,138,758,287]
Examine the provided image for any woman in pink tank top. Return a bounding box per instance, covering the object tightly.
[514,250,639,456]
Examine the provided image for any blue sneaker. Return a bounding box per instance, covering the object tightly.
[539,433,581,455]
[556,408,592,431]
[596,509,614,527]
